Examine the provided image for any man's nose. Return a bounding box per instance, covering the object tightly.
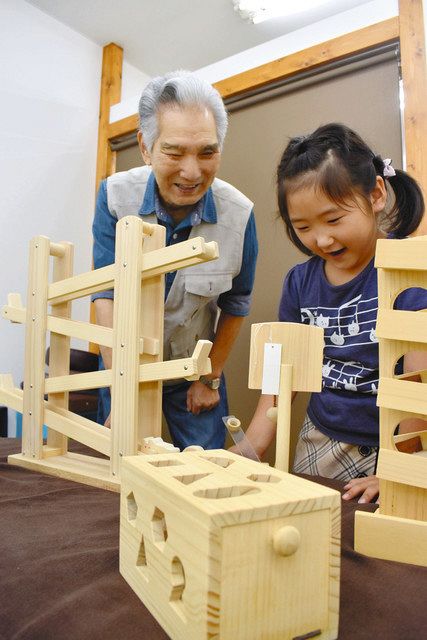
[179,155,202,180]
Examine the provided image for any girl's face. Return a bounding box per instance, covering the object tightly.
[286,177,387,285]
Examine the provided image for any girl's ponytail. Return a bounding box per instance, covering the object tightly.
[383,169,424,237]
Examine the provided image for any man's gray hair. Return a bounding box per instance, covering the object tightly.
[138,70,228,151]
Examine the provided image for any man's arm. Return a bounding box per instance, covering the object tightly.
[186,311,243,414]
[186,210,258,415]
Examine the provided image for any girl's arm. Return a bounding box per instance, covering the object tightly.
[230,391,297,459]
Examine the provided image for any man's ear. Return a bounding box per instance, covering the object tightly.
[137,131,151,165]
[371,175,387,213]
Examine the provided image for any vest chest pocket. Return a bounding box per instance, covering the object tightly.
[184,273,233,299]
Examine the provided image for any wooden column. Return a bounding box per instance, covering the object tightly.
[95,43,123,191]
[399,0,427,233]
[22,237,50,460]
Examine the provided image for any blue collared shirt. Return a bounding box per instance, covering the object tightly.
[92,172,258,316]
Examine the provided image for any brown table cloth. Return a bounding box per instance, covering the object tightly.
[1,438,426,640]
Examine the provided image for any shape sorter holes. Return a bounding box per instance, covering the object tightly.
[393,288,427,311]
[170,556,185,601]
[148,458,184,467]
[201,455,235,468]
[151,507,168,545]
[170,556,186,620]
[393,351,427,383]
[393,419,427,455]
[174,472,211,485]
[193,485,260,499]
[247,473,281,483]
[137,535,147,568]
[127,491,138,522]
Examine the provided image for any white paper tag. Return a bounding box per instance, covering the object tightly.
[261,343,282,395]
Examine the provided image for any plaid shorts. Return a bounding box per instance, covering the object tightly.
[292,415,378,481]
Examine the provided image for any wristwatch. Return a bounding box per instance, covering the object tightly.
[199,376,221,390]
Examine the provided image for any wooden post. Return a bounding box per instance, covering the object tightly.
[22,236,50,460]
[110,217,146,477]
[95,43,123,192]
[399,0,427,233]
[138,223,166,443]
[275,364,293,472]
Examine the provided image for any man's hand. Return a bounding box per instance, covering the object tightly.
[186,380,220,415]
[342,475,379,503]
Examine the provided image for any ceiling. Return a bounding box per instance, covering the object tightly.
[27,0,373,77]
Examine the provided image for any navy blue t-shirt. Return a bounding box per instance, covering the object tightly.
[279,255,426,447]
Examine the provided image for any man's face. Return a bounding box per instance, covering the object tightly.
[138,105,221,217]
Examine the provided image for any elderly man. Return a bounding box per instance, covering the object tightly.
[92,70,258,450]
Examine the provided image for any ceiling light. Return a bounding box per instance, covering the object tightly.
[233,0,331,24]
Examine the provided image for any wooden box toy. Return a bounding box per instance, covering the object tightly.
[120,449,340,640]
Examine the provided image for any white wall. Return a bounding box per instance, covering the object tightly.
[0,0,102,434]
[111,0,398,122]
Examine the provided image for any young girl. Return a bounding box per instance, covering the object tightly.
[241,123,426,503]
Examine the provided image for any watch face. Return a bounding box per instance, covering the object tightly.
[201,376,221,390]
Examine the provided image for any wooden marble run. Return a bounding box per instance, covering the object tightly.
[120,448,340,640]
[0,216,217,491]
[248,322,324,471]
[355,236,427,566]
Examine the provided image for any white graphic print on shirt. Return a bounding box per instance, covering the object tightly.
[301,294,379,394]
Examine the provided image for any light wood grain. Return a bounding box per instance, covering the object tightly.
[120,449,340,640]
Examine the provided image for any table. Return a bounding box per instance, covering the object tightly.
[1,438,426,639]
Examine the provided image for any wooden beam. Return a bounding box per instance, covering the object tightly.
[214,18,399,99]
[399,0,427,234]
[102,19,399,142]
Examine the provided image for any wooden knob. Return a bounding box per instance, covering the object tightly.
[273,526,300,556]
[226,417,241,432]
[266,407,278,423]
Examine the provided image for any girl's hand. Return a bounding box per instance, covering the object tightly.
[342,475,379,503]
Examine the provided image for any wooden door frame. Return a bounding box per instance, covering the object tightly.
[95,3,427,225]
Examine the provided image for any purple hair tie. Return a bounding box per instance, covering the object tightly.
[383,158,396,178]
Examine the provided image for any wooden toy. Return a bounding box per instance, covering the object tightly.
[354,236,427,566]
[120,448,340,640]
[248,322,324,471]
[0,216,217,490]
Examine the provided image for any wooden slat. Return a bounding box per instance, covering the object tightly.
[355,510,427,566]
[375,237,427,270]
[48,264,115,306]
[48,237,218,306]
[377,377,427,415]
[44,352,212,393]
[376,448,427,489]
[376,309,427,343]
[43,402,111,456]
[0,384,110,455]
[140,237,218,279]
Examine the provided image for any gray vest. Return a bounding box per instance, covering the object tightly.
[107,166,253,360]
